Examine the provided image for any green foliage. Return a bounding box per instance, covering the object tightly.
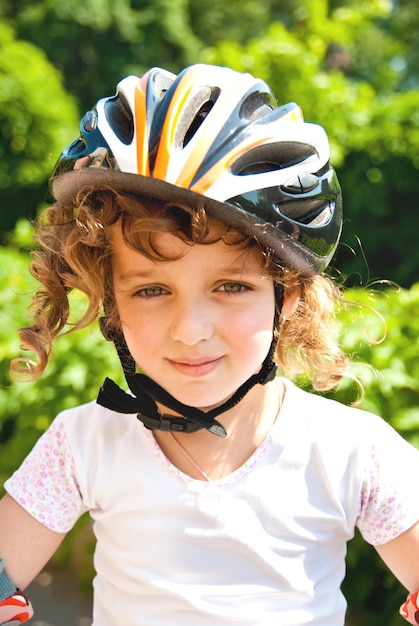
[332,284,419,445]
[1,0,203,110]
[335,153,419,287]
[1,0,299,112]
[0,23,79,231]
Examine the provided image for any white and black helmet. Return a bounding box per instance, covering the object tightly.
[52,63,342,275]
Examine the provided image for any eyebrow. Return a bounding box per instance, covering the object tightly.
[116,269,161,281]
[116,263,266,282]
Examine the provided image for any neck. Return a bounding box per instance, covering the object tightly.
[154,379,284,482]
[159,378,278,431]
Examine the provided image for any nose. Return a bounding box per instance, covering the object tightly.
[169,297,214,345]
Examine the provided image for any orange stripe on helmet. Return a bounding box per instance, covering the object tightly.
[172,74,256,189]
[153,66,205,182]
[188,136,268,196]
[188,104,304,194]
[134,72,152,176]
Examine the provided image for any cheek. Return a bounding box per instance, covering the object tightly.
[120,315,156,346]
[119,326,159,375]
[115,303,157,354]
[231,305,275,350]
[236,318,273,345]
[240,293,276,334]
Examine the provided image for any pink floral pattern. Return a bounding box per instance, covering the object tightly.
[358,446,415,545]
[4,416,84,532]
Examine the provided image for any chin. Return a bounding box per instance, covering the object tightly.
[165,388,233,412]
[178,397,226,412]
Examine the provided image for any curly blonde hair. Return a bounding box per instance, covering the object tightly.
[12,187,349,391]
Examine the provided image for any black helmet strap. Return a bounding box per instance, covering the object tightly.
[96,286,283,438]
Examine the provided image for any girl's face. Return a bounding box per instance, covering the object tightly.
[111,224,276,411]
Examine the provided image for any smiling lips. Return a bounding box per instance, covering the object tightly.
[168,357,222,377]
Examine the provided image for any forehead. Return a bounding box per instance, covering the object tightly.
[110,221,268,276]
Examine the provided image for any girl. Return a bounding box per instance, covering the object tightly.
[0,63,418,626]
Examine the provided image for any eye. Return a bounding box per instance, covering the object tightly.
[217,282,249,294]
[134,286,168,298]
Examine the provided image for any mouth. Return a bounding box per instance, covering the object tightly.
[168,357,222,378]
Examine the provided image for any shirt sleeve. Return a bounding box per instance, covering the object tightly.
[3,413,88,533]
[356,415,419,546]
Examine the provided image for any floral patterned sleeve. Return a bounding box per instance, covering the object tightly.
[3,414,87,532]
[352,417,419,625]
[356,417,419,546]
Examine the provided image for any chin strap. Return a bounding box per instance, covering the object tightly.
[97,338,277,438]
[97,285,283,437]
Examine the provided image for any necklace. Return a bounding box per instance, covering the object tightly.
[169,432,212,482]
[168,381,284,483]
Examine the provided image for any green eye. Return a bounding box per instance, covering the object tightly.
[220,282,246,293]
[137,286,165,297]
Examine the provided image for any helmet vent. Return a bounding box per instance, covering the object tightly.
[151,74,174,99]
[183,100,214,146]
[239,92,274,122]
[67,137,87,157]
[178,87,220,148]
[232,142,317,176]
[278,199,333,225]
[104,91,134,145]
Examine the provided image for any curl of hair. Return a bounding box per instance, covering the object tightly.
[275,269,348,391]
[11,187,349,390]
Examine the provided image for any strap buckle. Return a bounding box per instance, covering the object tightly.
[138,413,200,433]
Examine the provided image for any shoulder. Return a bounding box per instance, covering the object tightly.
[276,377,418,468]
[49,400,154,509]
[33,398,144,472]
[56,398,139,438]
[54,399,147,465]
[279,377,383,434]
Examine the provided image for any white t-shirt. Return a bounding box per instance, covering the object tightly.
[5,378,419,625]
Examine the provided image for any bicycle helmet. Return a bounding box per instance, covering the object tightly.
[51,63,342,275]
[51,64,343,436]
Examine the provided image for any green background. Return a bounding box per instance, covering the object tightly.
[1,1,419,623]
